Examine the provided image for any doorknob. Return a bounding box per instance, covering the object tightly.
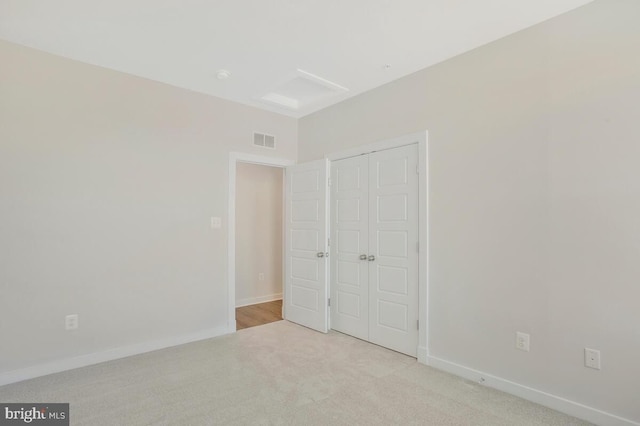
[359,254,368,260]
[317,252,325,258]
[368,255,376,261]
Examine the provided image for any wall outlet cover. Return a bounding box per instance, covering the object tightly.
[211,217,222,229]
[585,348,601,370]
[516,332,530,352]
[65,314,79,331]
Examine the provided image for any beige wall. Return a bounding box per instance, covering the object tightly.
[235,163,283,306]
[2,0,639,422]
[0,40,297,374]
[299,0,640,422]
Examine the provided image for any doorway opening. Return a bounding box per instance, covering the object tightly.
[235,162,284,330]
[227,153,294,332]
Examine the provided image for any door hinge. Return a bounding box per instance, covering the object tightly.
[328,178,332,187]
[328,298,331,307]
[328,238,330,247]
[417,320,419,329]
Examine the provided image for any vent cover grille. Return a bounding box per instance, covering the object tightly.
[253,132,276,149]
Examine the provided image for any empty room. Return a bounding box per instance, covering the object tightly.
[1,1,638,425]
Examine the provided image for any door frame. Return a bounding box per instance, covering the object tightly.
[227,152,294,332]
[326,131,429,364]
[228,131,428,364]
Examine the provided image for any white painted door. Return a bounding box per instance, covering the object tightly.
[284,159,329,333]
[368,145,419,356]
[330,155,369,340]
[329,145,419,356]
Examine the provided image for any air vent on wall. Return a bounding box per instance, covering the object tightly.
[253,132,276,149]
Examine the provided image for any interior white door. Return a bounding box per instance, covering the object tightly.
[284,159,329,333]
[330,155,369,340]
[329,144,419,357]
[368,144,419,356]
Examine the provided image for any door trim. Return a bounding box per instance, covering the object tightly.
[325,131,429,364]
[228,153,294,332]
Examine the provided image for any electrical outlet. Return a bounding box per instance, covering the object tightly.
[516,332,530,352]
[210,217,222,229]
[258,273,265,281]
[65,314,79,331]
[585,348,601,370]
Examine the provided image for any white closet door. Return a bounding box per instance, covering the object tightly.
[284,159,329,333]
[330,155,369,340]
[368,144,419,356]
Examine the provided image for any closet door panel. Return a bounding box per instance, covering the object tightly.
[368,144,419,357]
[330,155,369,340]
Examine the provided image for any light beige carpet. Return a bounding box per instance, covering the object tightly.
[0,321,591,425]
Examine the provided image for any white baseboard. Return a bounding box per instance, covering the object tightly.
[417,346,428,365]
[0,325,229,387]
[427,356,639,426]
[236,293,282,308]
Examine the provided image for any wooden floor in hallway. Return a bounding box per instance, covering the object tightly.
[236,299,283,330]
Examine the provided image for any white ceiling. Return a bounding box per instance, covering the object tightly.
[0,0,593,118]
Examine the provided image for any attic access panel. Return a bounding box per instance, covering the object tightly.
[260,69,348,110]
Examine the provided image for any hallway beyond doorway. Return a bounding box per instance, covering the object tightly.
[236,299,283,330]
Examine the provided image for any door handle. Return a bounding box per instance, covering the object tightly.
[359,254,368,260]
[317,252,326,258]
[368,255,376,261]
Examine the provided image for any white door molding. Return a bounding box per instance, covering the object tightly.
[229,130,429,364]
[228,152,294,332]
[325,131,429,363]
[326,132,426,161]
